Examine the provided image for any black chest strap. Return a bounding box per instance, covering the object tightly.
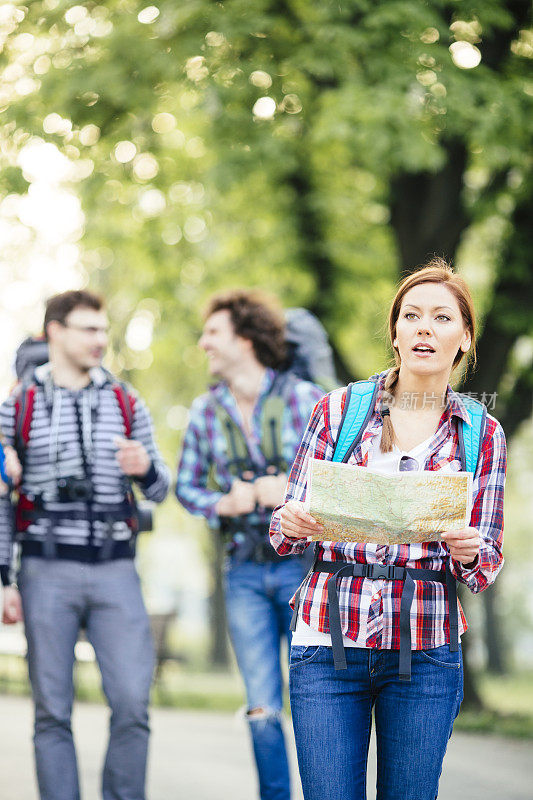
[290,559,458,682]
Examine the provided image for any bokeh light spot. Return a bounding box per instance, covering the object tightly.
[420,27,439,44]
[152,112,176,133]
[138,6,160,24]
[253,97,276,120]
[34,55,51,75]
[126,312,154,351]
[166,405,190,430]
[65,5,87,25]
[114,141,137,163]
[79,124,100,146]
[138,188,166,217]
[250,70,272,89]
[205,31,225,47]
[133,154,159,181]
[186,56,208,82]
[449,41,481,69]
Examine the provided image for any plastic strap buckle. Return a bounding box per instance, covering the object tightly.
[366,564,400,581]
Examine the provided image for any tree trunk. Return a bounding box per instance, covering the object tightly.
[287,156,353,383]
[208,533,230,667]
[390,139,469,267]
[460,632,484,709]
[483,585,507,674]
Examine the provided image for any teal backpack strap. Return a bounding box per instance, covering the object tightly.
[332,381,379,463]
[456,394,487,475]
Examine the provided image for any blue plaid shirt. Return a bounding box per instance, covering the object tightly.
[176,369,324,530]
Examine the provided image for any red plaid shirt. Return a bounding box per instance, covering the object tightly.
[270,371,506,651]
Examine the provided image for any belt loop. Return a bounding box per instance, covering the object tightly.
[98,524,115,561]
[446,564,459,652]
[43,520,56,560]
[398,572,416,682]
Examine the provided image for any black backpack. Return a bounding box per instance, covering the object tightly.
[14,336,49,381]
[283,308,339,390]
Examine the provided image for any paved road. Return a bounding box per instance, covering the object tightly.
[1,694,531,799]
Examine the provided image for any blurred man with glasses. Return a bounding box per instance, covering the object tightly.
[0,290,170,800]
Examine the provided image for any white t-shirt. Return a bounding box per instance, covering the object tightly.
[291,430,455,648]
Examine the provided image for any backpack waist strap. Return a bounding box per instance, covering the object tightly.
[291,559,458,682]
[19,499,134,524]
[21,539,135,563]
[219,517,287,563]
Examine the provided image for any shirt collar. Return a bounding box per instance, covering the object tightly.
[34,362,109,389]
[209,367,276,409]
[445,385,473,426]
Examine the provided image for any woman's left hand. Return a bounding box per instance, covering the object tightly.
[441,527,480,566]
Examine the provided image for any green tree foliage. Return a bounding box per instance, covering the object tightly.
[2,1,531,393]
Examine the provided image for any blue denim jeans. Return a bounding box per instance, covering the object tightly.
[289,643,463,800]
[19,557,155,800]
[225,557,305,800]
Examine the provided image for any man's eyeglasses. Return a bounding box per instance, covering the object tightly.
[62,324,109,336]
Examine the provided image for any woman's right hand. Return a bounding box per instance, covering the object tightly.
[280,500,324,540]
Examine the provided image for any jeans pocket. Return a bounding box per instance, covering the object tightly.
[419,644,462,669]
[289,645,323,669]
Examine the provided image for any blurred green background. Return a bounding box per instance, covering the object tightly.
[0,0,532,733]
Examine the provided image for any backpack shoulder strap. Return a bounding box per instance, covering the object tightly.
[13,380,37,456]
[112,381,136,439]
[211,372,291,477]
[261,371,300,472]
[332,380,379,463]
[455,394,487,475]
[212,400,250,477]
[261,393,286,470]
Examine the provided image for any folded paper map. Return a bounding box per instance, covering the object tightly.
[305,459,472,545]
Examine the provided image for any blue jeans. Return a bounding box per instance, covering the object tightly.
[289,644,463,800]
[19,557,155,800]
[225,558,305,800]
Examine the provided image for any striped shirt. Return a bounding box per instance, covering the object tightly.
[0,364,170,582]
[270,370,507,651]
[176,368,324,529]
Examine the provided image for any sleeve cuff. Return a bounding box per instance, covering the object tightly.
[205,493,224,525]
[137,461,158,489]
[450,554,480,582]
[0,566,11,586]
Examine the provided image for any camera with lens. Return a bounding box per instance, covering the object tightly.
[135,501,153,533]
[57,476,94,503]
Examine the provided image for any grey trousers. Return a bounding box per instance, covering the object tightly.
[19,557,155,800]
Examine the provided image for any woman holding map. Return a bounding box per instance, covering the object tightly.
[270,258,506,800]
